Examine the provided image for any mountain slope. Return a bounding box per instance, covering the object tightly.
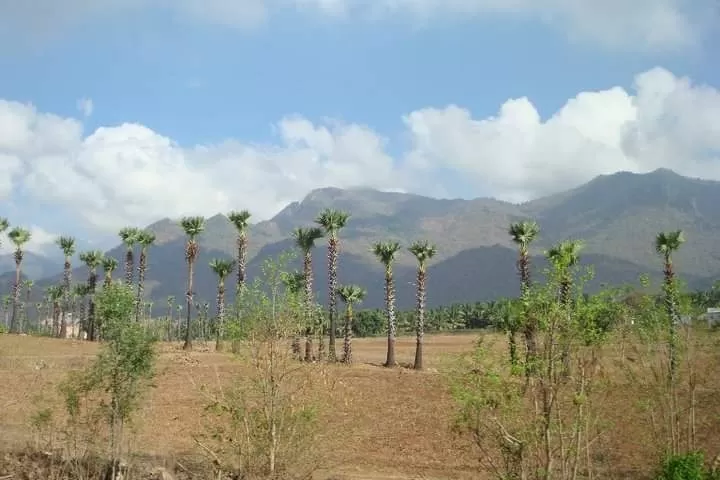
[30,169,720,312]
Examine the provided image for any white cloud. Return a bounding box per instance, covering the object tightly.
[1,67,720,237]
[1,225,58,256]
[0,0,712,51]
[76,98,93,117]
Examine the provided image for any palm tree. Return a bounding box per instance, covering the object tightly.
[337,284,366,364]
[22,279,34,331]
[315,209,350,362]
[73,283,90,339]
[135,230,156,322]
[408,240,437,370]
[0,218,9,245]
[509,220,540,370]
[102,257,119,288]
[209,258,236,352]
[119,227,140,286]
[546,239,584,377]
[372,240,402,367]
[46,285,63,337]
[227,210,252,293]
[655,230,685,379]
[56,236,76,338]
[546,240,584,306]
[293,226,324,362]
[8,227,31,334]
[79,250,104,341]
[180,216,206,350]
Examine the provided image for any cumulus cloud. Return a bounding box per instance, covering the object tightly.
[1,67,720,235]
[0,0,712,51]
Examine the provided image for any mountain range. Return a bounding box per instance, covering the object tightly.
[3,168,720,311]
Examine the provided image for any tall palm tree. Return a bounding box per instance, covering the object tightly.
[73,283,90,339]
[546,240,583,377]
[79,250,104,341]
[102,257,118,287]
[209,258,236,352]
[315,209,350,362]
[56,236,76,338]
[655,230,685,379]
[180,216,206,351]
[337,284,366,365]
[509,220,540,369]
[8,227,31,334]
[408,240,437,370]
[119,227,140,286]
[46,285,63,337]
[227,210,252,293]
[135,230,156,323]
[546,240,584,306]
[293,226,324,362]
[372,240,402,367]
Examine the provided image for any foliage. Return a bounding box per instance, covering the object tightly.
[59,282,156,477]
[197,253,327,479]
[656,452,720,480]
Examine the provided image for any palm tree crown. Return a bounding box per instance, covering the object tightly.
[79,250,104,268]
[119,227,140,247]
[228,210,252,233]
[102,257,119,274]
[56,236,76,257]
[8,227,32,251]
[293,227,324,251]
[337,284,366,304]
[315,209,350,237]
[509,220,540,252]
[408,240,437,270]
[209,258,236,279]
[655,230,685,262]
[181,216,206,242]
[546,240,584,270]
[137,230,156,249]
[372,241,402,266]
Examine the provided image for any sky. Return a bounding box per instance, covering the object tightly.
[0,0,719,257]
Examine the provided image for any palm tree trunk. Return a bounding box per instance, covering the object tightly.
[385,267,397,368]
[10,252,22,334]
[135,250,147,322]
[87,273,98,341]
[303,250,314,361]
[215,281,225,352]
[237,233,247,292]
[343,303,353,364]
[664,257,679,379]
[61,259,71,338]
[183,259,194,351]
[413,268,426,370]
[327,237,339,361]
[124,250,134,286]
[518,251,538,374]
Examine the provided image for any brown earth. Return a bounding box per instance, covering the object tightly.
[1,332,719,480]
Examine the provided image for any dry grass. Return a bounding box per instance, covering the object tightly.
[1,332,719,479]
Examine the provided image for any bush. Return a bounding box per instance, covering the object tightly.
[656,452,720,480]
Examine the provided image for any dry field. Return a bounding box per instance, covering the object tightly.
[1,332,719,479]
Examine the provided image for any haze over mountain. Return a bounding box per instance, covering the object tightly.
[8,168,718,311]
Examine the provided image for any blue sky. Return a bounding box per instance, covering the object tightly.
[0,0,719,255]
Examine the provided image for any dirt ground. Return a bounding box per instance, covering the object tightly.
[1,332,719,479]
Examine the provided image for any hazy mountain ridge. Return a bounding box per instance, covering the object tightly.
[17,168,720,310]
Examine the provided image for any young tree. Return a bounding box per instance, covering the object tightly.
[56,236,76,338]
[408,240,437,370]
[118,227,139,286]
[337,284,366,364]
[134,230,156,323]
[79,250,104,341]
[209,258,236,352]
[372,240,402,367]
[181,216,206,350]
[227,210,252,294]
[8,226,31,334]
[292,226,324,361]
[315,209,350,362]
